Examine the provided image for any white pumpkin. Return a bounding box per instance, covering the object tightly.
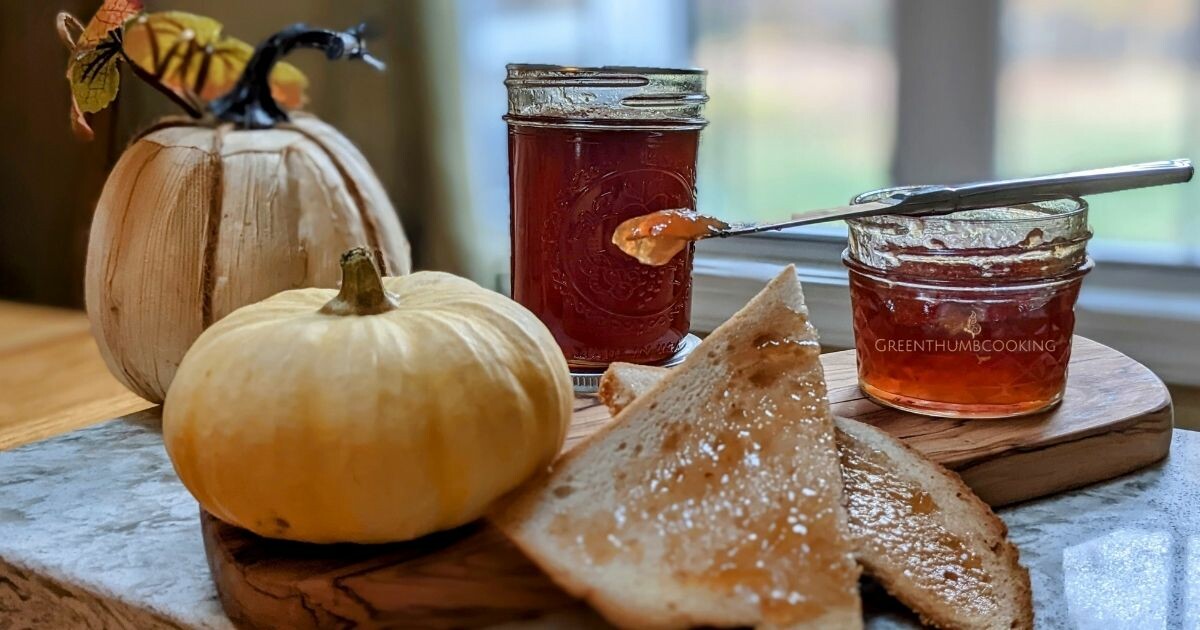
[163,248,572,543]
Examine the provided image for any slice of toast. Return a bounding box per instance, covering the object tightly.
[491,267,863,629]
[600,362,1034,630]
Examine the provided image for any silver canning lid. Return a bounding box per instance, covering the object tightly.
[505,64,708,129]
[846,186,1092,277]
[570,333,701,394]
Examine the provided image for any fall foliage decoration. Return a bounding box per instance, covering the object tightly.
[57,0,309,139]
[64,2,413,403]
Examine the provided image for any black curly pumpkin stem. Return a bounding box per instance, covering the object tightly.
[209,23,385,129]
[321,248,399,316]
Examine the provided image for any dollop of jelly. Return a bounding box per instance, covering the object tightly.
[612,208,730,266]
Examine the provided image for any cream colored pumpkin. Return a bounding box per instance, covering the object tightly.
[162,249,572,544]
[86,115,411,404]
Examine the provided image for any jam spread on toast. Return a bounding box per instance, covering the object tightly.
[549,310,859,624]
[838,435,998,616]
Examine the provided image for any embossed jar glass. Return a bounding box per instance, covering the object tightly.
[505,64,708,370]
[843,191,1094,419]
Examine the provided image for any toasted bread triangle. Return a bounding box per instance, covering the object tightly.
[599,362,1034,630]
[491,267,862,629]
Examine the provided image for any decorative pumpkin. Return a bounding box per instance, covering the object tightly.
[163,248,573,544]
[59,11,413,403]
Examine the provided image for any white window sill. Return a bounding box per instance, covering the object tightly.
[693,232,1200,387]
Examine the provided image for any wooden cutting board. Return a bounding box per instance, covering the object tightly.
[203,336,1172,629]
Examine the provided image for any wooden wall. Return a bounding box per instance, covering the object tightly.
[0,0,117,307]
[0,0,430,308]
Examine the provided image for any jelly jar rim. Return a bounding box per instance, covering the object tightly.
[505,63,708,126]
[850,186,1088,225]
[505,63,708,77]
[844,184,1093,278]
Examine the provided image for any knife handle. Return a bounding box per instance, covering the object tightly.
[893,159,1194,215]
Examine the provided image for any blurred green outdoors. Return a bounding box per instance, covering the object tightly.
[693,0,1200,250]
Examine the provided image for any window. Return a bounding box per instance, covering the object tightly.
[692,0,894,230]
[453,0,888,272]
[457,0,1199,254]
[453,0,691,283]
[998,0,1200,261]
[452,0,1200,385]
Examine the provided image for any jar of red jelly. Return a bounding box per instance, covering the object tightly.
[843,191,1094,418]
[505,64,707,373]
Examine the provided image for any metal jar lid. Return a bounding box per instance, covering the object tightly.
[845,186,1092,279]
[504,64,708,129]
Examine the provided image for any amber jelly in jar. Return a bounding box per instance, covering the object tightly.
[843,191,1093,419]
[505,65,707,377]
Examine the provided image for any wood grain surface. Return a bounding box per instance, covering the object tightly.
[204,336,1172,629]
[0,302,151,450]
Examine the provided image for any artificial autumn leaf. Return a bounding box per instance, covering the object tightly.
[267,58,309,110]
[122,11,308,111]
[69,95,95,141]
[65,40,126,139]
[79,0,143,48]
[59,0,142,140]
[70,48,121,114]
[183,36,307,109]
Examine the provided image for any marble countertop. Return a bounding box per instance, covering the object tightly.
[1,412,1197,629]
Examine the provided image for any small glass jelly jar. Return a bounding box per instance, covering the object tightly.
[843,190,1094,418]
[505,64,707,370]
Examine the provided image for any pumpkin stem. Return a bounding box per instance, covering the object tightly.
[209,23,385,129]
[320,247,399,316]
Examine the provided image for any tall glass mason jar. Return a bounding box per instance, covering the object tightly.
[505,64,708,370]
[843,191,1094,418]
